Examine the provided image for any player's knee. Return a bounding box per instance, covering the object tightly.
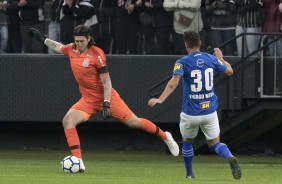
[124,121,140,129]
[122,115,141,129]
[183,138,194,143]
[62,116,77,129]
[123,118,141,129]
[62,118,70,129]
[62,110,85,129]
[207,136,220,148]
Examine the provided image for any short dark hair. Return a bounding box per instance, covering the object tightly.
[184,31,201,48]
[73,25,95,47]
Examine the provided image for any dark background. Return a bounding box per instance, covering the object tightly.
[0,55,281,154]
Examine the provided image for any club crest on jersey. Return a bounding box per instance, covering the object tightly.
[196,59,204,67]
[200,101,210,109]
[82,58,89,67]
[173,63,182,71]
[87,53,93,57]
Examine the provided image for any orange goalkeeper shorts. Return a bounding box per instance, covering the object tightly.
[71,89,133,122]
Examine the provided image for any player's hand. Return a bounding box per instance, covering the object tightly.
[102,101,112,120]
[148,98,162,107]
[214,48,223,59]
[28,28,47,42]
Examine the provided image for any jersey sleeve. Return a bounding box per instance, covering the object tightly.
[61,43,74,56]
[173,59,184,76]
[93,47,109,76]
[213,57,227,74]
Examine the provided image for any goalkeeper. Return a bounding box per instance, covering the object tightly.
[29,25,179,173]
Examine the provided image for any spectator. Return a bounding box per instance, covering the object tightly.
[114,0,140,54]
[263,0,282,57]
[61,0,97,44]
[63,0,116,53]
[60,0,75,44]
[48,0,64,54]
[150,0,174,55]
[205,0,237,56]
[200,0,214,53]
[164,0,203,55]
[70,0,96,26]
[0,0,9,53]
[280,2,282,25]
[138,0,156,54]
[18,0,45,53]
[235,0,264,57]
[5,0,22,53]
[91,0,116,54]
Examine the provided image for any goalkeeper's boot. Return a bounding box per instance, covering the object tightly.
[164,132,179,156]
[228,157,241,180]
[79,158,86,173]
[186,171,195,179]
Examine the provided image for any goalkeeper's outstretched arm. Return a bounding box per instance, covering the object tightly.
[28,28,64,54]
[44,39,64,54]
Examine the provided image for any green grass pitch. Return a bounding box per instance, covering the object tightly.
[0,150,281,184]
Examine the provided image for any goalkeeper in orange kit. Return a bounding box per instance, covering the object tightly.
[29,25,179,173]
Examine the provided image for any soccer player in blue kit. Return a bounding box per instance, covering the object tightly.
[148,31,241,180]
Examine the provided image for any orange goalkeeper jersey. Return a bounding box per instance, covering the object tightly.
[62,44,109,103]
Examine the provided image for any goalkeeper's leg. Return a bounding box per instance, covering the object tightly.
[121,115,179,157]
[63,109,90,173]
[110,94,179,156]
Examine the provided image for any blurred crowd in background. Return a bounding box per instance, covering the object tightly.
[0,0,281,56]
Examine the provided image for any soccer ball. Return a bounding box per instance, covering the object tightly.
[61,155,81,173]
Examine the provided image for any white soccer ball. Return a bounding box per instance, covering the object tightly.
[61,155,81,173]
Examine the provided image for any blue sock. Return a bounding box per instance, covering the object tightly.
[210,142,233,159]
[182,142,194,176]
